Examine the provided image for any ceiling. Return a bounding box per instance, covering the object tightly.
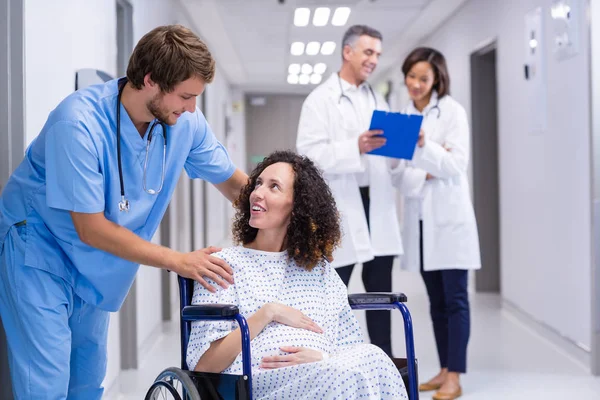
[178,0,469,94]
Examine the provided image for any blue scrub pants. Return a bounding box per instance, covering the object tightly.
[0,224,109,399]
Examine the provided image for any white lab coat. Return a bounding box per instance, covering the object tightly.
[392,91,481,272]
[297,73,403,268]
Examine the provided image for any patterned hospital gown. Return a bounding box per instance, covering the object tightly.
[187,246,408,400]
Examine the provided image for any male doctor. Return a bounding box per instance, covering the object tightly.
[0,25,247,399]
[296,25,402,357]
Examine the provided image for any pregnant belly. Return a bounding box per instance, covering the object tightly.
[251,323,332,364]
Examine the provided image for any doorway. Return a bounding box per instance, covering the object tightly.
[470,42,501,293]
[590,0,600,376]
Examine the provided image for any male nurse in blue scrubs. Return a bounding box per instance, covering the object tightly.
[0,25,248,399]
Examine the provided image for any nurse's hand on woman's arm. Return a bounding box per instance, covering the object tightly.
[70,212,234,292]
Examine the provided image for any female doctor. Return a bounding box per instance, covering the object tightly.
[392,47,481,400]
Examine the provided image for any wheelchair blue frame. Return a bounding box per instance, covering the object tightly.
[177,276,419,400]
[349,300,418,400]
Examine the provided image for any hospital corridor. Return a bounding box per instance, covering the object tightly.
[1,0,600,399]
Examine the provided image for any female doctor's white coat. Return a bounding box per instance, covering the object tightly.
[392,91,481,272]
[297,73,403,268]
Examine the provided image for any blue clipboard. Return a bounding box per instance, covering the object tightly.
[367,110,423,160]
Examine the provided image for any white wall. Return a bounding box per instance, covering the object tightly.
[378,0,592,351]
[24,0,117,145]
[203,73,236,246]
[227,88,248,224]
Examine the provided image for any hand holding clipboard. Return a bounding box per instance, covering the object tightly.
[358,129,386,154]
[366,110,424,160]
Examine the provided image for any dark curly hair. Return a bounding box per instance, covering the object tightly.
[232,151,341,270]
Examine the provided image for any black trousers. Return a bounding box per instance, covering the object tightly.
[336,187,394,357]
[419,221,470,373]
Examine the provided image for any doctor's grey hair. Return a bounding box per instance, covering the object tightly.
[341,25,383,56]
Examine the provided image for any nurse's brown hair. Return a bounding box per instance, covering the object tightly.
[402,47,450,98]
[232,151,341,271]
[127,24,215,93]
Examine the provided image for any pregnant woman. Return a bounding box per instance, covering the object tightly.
[186,151,407,399]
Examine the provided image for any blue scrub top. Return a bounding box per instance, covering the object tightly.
[0,78,236,311]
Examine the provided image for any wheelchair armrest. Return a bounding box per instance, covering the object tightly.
[348,292,408,305]
[182,304,239,319]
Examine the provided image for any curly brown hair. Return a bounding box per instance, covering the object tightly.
[232,151,341,270]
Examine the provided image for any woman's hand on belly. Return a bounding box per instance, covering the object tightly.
[260,346,323,369]
[264,303,324,334]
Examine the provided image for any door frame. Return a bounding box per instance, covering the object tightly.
[0,0,24,396]
[588,0,600,376]
[470,38,501,293]
[0,0,25,191]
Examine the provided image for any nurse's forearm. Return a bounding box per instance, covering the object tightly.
[70,211,181,270]
[214,168,249,203]
[194,306,273,373]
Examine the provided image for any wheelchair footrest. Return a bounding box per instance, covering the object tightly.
[187,370,250,400]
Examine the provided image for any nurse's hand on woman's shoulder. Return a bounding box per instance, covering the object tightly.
[175,246,235,292]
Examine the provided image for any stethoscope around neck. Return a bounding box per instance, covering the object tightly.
[422,100,441,119]
[116,78,168,212]
[337,73,378,110]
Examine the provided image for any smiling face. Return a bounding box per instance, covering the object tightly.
[343,35,382,83]
[405,61,436,104]
[248,162,295,232]
[146,76,205,126]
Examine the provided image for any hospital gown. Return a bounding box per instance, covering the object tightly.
[187,246,408,400]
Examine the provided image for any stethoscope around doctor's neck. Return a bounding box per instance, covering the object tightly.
[116,78,168,212]
[337,73,441,119]
[337,73,378,110]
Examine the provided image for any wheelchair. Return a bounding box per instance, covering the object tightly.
[145,276,419,400]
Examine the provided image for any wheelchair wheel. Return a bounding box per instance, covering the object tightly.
[145,367,202,400]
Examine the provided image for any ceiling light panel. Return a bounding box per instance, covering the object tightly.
[306,42,321,56]
[301,63,313,75]
[314,63,327,75]
[288,64,301,74]
[299,74,310,85]
[320,41,336,55]
[331,7,351,26]
[313,7,330,27]
[290,42,305,56]
[288,74,299,84]
[310,74,322,85]
[294,8,310,27]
